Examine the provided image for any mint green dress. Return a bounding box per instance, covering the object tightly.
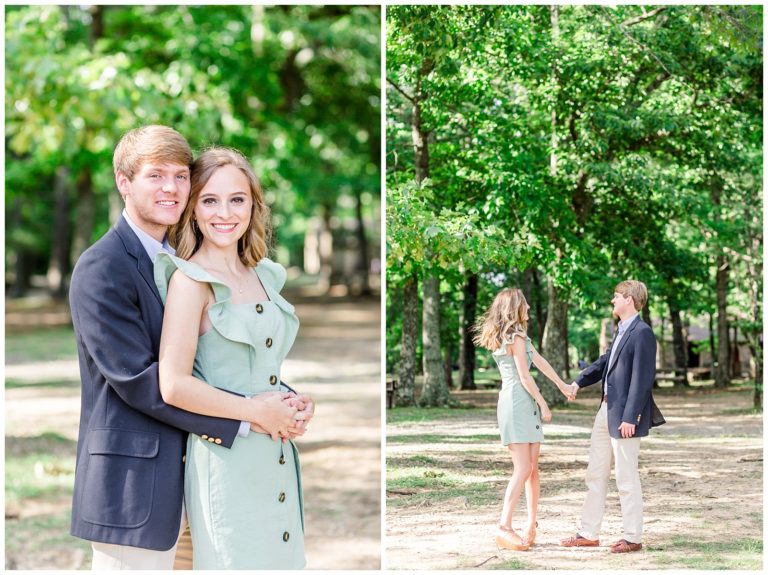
[493,333,543,445]
[155,253,305,569]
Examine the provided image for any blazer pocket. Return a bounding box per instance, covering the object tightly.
[82,428,159,529]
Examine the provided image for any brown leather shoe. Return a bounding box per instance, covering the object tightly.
[610,539,642,553]
[560,534,599,547]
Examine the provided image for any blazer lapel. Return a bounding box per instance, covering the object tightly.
[606,316,640,376]
[115,216,164,307]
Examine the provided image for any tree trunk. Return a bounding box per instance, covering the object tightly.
[70,166,95,268]
[444,338,453,390]
[459,273,478,390]
[730,325,741,378]
[419,273,450,407]
[751,338,762,410]
[641,305,651,327]
[48,166,71,300]
[318,204,334,293]
[708,312,716,374]
[714,253,731,387]
[541,278,568,405]
[9,196,30,298]
[669,303,689,386]
[396,274,418,407]
[353,187,371,296]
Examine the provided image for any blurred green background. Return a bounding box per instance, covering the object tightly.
[6,4,381,299]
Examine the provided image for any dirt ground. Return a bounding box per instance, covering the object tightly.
[386,386,763,570]
[5,294,381,570]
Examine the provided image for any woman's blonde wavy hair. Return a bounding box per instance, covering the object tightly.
[473,288,530,351]
[169,147,271,266]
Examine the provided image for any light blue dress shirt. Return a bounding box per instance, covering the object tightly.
[606,313,639,399]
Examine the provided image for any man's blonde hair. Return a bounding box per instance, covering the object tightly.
[113,125,193,180]
[615,280,648,311]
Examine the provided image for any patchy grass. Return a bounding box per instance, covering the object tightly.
[387,405,489,425]
[389,434,500,444]
[719,407,763,416]
[490,557,532,570]
[652,537,763,570]
[5,326,77,364]
[387,464,499,508]
[5,378,80,390]
[5,510,91,570]
[6,433,76,506]
[387,389,763,570]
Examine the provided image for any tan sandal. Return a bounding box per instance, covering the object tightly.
[495,525,530,551]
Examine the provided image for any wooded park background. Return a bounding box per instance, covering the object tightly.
[386,4,762,409]
[6,4,382,300]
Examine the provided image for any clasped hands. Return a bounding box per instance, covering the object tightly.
[249,391,315,442]
[562,382,579,401]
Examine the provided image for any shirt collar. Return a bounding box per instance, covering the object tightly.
[122,209,175,262]
[618,313,639,334]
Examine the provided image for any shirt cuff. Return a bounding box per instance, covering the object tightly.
[237,420,250,438]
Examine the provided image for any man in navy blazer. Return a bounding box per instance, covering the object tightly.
[560,280,656,554]
[69,126,307,569]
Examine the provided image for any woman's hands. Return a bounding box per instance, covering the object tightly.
[560,382,577,401]
[248,392,297,441]
[539,403,552,423]
[248,391,316,442]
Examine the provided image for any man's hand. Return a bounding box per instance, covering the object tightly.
[289,393,315,430]
[618,422,636,438]
[567,382,579,400]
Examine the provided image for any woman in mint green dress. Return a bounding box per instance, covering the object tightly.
[475,288,572,552]
[155,147,308,569]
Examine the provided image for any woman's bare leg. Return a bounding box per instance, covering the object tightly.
[499,443,533,529]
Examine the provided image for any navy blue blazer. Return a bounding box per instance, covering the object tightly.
[575,316,657,439]
[69,216,241,551]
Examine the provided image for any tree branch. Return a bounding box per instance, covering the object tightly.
[387,77,417,104]
[621,6,667,27]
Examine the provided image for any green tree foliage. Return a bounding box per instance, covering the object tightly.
[6,5,381,296]
[387,5,762,407]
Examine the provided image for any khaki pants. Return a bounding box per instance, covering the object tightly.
[91,504,187,570]
[577,402,643,543]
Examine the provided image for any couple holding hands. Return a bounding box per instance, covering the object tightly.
[69,126,313,569]
[475,281,660,554]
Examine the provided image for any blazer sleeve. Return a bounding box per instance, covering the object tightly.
[621,327,656,425]
[70,249,240,447]
[575,352,608,388]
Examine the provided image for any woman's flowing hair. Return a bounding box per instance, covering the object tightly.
[473,288,529,351]
[169,147,271,266]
